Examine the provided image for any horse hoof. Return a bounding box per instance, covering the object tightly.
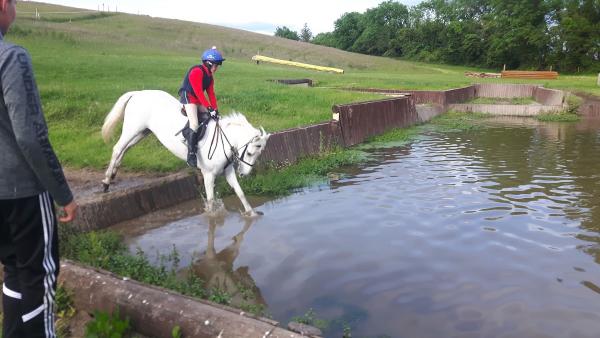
[244,210,263,217]
[102,183,110,193]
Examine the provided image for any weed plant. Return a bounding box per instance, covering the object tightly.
[536,94,582,122]
[85,309,130,338]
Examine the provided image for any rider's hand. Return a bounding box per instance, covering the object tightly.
[208,108,218,118]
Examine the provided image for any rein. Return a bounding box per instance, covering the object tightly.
[207,117,256,170]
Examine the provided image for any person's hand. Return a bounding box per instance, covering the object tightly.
[58,200,78,223]
[208,107,218,118]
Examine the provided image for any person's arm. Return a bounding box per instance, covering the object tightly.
[189,67,213,109]
[207,80,217,110]
[1,46,74,209]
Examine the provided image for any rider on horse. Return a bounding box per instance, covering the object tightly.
[179,46,225,167]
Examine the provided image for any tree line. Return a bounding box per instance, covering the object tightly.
[275,0,599,72]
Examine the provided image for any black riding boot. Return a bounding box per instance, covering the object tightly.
[184,128,199,167]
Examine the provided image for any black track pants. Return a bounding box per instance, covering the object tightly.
[1,192,59,338]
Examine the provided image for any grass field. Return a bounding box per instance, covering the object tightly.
[10,1,600,172]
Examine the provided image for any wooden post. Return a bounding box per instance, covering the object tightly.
[503,64,506,71]
[597,73,600,87]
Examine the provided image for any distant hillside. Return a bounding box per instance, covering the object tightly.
[15,1,411,71]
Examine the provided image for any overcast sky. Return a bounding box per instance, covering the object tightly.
[32,0,422,35]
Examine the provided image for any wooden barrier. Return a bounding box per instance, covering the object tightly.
[501,71,558,79]
[333,96,419,147]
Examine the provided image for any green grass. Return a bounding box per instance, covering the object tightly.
[536,112,580,122]
[427,111,492,132]
[216,148,368,197]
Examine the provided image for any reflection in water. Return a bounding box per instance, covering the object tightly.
[187,215,266,309]
[126,117,600,338]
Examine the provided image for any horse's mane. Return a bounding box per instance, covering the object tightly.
[221,112,252,128]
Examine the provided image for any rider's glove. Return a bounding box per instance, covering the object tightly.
[208,107,218,118]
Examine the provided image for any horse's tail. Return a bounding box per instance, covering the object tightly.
[102,91,138,143]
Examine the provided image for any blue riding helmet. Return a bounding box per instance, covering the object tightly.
[202,47,225,65]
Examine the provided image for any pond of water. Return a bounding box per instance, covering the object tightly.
[118,116,600,338]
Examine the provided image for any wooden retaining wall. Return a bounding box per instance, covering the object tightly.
[399,86,476,106]
[580,98,600,117]
[445,86,477,104]
[533,87,565,106]
[260,122,343,165]
[403,90,448,105]
[475,84,537,98]
[333,96,419,146]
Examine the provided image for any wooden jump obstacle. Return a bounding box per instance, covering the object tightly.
[252,55,344,74]
[501,70,558,80]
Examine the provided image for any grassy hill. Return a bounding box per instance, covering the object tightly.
[9,1,599,171]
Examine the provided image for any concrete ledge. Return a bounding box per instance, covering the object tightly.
[59,260,312,338]
[450,104,562,116]
[74,172,200,231]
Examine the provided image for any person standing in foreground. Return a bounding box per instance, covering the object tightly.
[0,0,78,337]
[178,46,225,167]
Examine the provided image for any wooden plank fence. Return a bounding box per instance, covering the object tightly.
[501,71,558,80]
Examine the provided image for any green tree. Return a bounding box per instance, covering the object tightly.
[312,32,337,47]
[549,0,600,72]
[333,12,365,50]
[274,26,299,41]
[484,0,553,69]
[300,23,312,42]
[319,0,599,72]
[352,0,409,56]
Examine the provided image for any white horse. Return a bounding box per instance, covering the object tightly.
[101,90,270,216]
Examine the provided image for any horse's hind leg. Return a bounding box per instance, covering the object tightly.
[102,129,148,192]
[111,129,150,179]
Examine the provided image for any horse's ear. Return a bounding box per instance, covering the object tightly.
[260,126,270,140]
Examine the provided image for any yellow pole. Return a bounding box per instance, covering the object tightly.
[252,55,344,74]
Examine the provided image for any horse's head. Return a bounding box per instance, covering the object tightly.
[237,126,270,177]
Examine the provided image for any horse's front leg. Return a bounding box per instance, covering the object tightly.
[202,172,216,212]
[224,166,256,216]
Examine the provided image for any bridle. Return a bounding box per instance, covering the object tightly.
[207,117,259,171]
